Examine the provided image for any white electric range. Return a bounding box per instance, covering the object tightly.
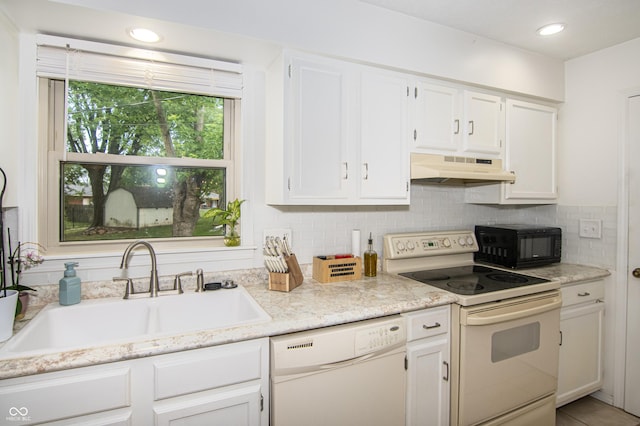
[382,229,559,305]
[383,230,562,425]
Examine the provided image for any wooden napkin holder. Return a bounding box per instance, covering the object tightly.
[312,256,362,283]
[268,254,304,292]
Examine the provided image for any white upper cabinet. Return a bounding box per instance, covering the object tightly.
[359,66,410,202]
[462,91,503,156]
[413,82,460,153]
[288,54,352,201]
[411,81,503,158]
[266,51,409,205]
[465,99,558,204]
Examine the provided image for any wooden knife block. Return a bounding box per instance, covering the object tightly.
[268,254,304,292]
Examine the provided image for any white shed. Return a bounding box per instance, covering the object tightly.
[105,187,173,229]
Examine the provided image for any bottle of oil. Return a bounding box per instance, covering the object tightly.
[364,232,377,277]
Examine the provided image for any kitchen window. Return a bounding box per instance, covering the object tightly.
[36,36,243,255]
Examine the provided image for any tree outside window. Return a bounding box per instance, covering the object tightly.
[61,81,232,242]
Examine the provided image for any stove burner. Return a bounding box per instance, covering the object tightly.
[447,281,485,294]
[486,273,529,283]
[399,265,549,296]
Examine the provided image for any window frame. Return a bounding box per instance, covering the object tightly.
[35,37,244,256]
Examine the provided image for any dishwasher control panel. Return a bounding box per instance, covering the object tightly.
[271,315,407,371]
[355,317,406,356]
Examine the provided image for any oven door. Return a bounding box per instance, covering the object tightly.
[456,291,561,425]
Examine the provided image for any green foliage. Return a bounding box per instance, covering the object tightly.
[62,80,229,239]
[203,198,244,229]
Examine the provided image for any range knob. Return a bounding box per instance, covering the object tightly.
[406,241,416,251]
[442,238,451,248]
[458,237,467,246]
[396,241,406,252]
[466,236,475,246]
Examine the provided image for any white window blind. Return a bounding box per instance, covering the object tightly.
[36,34,243,98]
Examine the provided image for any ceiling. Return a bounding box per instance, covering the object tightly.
[1,0,640,62]
[359,0,640,60]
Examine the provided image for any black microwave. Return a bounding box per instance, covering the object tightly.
[474,225,562,269]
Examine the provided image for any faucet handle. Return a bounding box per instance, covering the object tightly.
[173,271,192,294]
[113,277,134,299]
[196,268,204,292]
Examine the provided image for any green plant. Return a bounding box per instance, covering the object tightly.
[203,199,244,246]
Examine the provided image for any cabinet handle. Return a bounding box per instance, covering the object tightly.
[414,129,417,141]
[423,322,441,330]
[414,86,418,99]
[578,292,591,297]
[443,361,449,381]
[468,120,474,135]
[559,330,563,346]
[363,163,369,180]
[343,162,348,180]
[454,119,460,135]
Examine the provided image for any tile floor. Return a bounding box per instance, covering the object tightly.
[557,396,640,426]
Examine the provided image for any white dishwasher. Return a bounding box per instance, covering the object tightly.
[270,315,407,426]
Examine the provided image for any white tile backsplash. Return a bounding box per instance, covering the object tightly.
[254,184,617,270]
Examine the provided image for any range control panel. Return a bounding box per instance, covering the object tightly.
[383,230,479,260]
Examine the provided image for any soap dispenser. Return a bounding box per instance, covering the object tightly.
[59,262,81,305]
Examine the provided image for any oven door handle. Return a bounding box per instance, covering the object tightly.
[462,294,562,326]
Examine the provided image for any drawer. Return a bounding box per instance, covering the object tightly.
[0,365,130,424]
[561,280,605,307]
[404,305,449,342]
[154,339,266,400]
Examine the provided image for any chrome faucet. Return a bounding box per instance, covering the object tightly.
[120,240,160,298]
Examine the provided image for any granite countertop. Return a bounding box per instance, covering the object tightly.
[0,262,610,380]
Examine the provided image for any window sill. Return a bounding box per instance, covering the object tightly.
[20,245,258,287]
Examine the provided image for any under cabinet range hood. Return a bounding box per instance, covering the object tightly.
[410,153,516,184]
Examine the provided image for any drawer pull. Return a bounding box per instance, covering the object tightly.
[423,322,441,330]
[578,292,591,297]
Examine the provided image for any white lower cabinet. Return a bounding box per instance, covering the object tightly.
[0,338,269,425]
[557,280,605,407]
[403,305,450,426]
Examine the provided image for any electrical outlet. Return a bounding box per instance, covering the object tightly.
[579,219,602,239]
[263,228,292,247]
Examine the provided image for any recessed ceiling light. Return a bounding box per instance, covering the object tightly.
[128,28,161,43]
[537,23,565,36]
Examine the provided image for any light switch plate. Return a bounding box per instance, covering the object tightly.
[579,219,602,239]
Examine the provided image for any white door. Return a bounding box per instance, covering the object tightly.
[625,94,640,417]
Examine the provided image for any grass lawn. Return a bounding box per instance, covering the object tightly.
[63,216,223,241]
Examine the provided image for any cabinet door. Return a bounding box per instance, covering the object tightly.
[154,384,263,426]
[406,337,450,426]
[557,302,604,406]
[413,82,460,153]
[359,68,410,203]
[504,100,557,201]
[287,55,352,201]
[462,91,503,156]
